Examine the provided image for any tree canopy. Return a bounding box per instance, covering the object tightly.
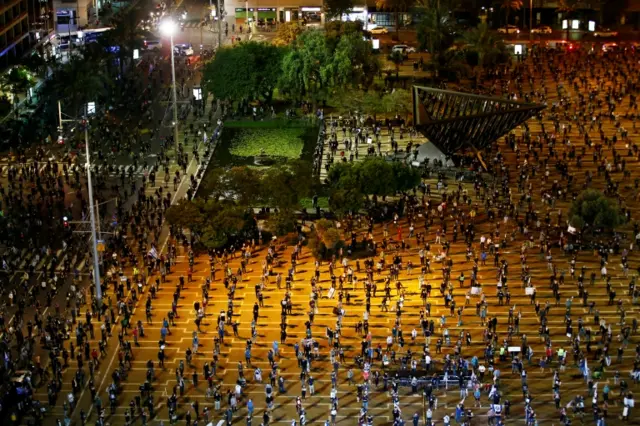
[307,218,345,260]
[323,0,354,20]
[327,157,421,216]
[279,28,380,106]
[168,161,315,248]
[202,42,286,102]
[569,189,625,232]
[461,23,510,69]
[273,22,303,46]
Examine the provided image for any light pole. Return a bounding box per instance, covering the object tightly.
[216,0,222,48]
[58,101,103,304]
[160,18,180,153]
[529,0,533,41]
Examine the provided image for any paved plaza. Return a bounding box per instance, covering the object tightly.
[8,45,640,426]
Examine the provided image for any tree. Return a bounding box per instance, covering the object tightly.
[391,161,421,192]
[203,42,285,103]
[375,0,415,37]
[273,22,303,46]
[359,157,396,197]
[323,0,354,20]
[329,32,380,90]
[286,159,314,201]
[501,0,523,26]
[416,5,455,56]
[200,203,248,249]
[327,161,362,190]
[226,166,264,207]
[382,89,412,121]
[262,166,300,211]
[279,30,332,108]
[335,90,385,119]
[199,167,230,201]
[325,20,365,50]
[462,23,509,69]
[105,6,146,77]
[166,199,205,232]
[265,210,297,236]
[569,189,625,233]
[307,218,345,259]
[329,188,365,217]
[53,56,108,115]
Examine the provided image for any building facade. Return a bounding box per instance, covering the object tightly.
[224,0,326,25]
[0,0,53,68]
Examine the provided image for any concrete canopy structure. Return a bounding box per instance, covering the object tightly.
[412,86,545,155]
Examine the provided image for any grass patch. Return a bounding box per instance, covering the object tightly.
[228,127,306,158]
[300,196,329,209]
[225,118,315,129]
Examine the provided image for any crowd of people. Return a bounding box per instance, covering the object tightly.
[3,34,640,426]
[0,14,219,425]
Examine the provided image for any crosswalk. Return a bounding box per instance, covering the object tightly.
[0,163,153,178]
[181,20,204,29]
[4,247,89,275]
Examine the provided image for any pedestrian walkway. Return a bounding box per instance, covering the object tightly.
[318,124,429,182]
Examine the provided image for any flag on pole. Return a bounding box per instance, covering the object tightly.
[148,247,159,259]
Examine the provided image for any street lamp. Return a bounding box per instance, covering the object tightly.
[529,0,533,41]
[58,101,102,304]
[159,18,180,152]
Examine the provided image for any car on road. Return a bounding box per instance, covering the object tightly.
[369,26,389,35]
[593,28,618,37]
[531,25,552,34]
[174,43,194,56]
[497,25,520,34]
[392,44,416,55]
[143,39,162,50]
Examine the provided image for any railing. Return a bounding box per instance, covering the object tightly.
[312,116,324,179]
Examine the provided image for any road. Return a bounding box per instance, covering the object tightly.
[373,28,640,49]
[0,0,227,423]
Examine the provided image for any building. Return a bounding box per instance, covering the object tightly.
[53,0,92,34]
[0,0,53,68]
[223,0,338,26]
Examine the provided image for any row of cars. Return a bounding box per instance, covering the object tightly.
[371,24,618,38]
[496,24,618,37]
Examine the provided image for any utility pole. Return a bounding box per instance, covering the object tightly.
[529,0,533,41]
[169,32,179,151]
[217,0,223,48]
[58,100,103,304]
[83,114,102,304]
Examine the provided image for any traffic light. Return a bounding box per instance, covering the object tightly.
[63,216,69,228]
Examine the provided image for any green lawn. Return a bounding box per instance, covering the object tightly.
[225,118,315,129]
[300,196,329,209]
[228,127,306,158]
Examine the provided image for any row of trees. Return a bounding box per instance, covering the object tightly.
[166,161,313,248]
[327,157,421,216]
[202,22,380,110]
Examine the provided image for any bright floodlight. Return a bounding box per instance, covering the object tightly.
[159,18,177,36]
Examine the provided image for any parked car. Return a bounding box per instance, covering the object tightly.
[531,25,552,34]
[369,26,389,35]
[392,44,416,55]
[497,25,520,34]
[593,28,618,37]
[143,38,162,50]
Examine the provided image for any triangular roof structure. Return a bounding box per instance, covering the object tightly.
[412,86,545,155]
